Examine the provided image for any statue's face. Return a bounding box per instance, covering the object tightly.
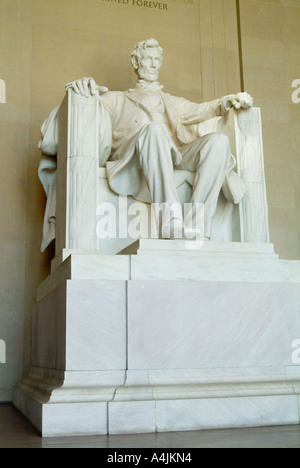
[137,47,163,82]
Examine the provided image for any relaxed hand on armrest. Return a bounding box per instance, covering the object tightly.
[65,77,108,97]
[221,92,253,114]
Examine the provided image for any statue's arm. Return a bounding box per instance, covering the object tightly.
[178,92,253,125]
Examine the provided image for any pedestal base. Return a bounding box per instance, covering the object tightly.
[13,242,300,437]
[13,367,300,437]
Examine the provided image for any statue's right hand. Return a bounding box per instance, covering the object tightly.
[65,77,108,97]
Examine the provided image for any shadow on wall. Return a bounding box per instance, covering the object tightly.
[0,79,6,103]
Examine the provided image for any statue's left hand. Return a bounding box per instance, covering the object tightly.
[65,77,108,97]
[222,92,253,113]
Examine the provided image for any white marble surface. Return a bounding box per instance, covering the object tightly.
[43,402,108,437]
[122,239,278,257]
[235,107,270,243]
[127,281,300,369]
[112,366,300,402]
[13,388,108,437]
[109,401,156,435]
[15,365,300,405]
[131,254,300,283]
[108,394,299,434]
[155,395,299,433]
[174,368,299,399]
[14,366,126,404]
[31,287,66,370]
[108,387,299,434]
[65,280,126,371]
[38,254,130,301]
[37,246,300,304]
[13,362,300,436]
[32,280,127,371]
[14,247,300,436]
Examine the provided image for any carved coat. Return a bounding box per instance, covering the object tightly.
[100,86,227,197]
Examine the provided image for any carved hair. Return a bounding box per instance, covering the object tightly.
[131,38,164,72]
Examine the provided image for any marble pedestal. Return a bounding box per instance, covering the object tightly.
[13,241,300,437]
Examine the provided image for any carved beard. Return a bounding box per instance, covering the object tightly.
[137,67,160,82]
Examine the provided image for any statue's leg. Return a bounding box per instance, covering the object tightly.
[136,123,183,238]
[179,133,231,239]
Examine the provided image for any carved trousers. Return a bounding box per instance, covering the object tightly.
[136,123,231,237]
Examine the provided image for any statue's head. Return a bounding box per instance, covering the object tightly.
[131,38,164,82]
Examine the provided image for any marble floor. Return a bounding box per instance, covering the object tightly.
[0,404,299,448]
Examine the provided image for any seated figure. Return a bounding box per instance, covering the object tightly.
[39,38,254,251]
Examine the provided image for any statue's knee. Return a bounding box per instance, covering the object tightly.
[207,132,230,150]
[204,133,231,166]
